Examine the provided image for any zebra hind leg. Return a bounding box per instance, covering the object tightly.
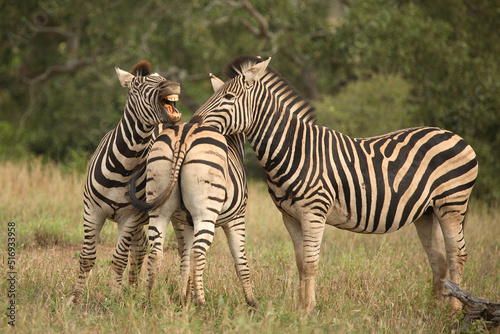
[222,219,256,307]
[145,176,180,298]
[190,220,216,306]
[414,213,448,306]
[282,213,305,308]
[171,220,195,304]
[434,199,470,314]
[179,224,194,305]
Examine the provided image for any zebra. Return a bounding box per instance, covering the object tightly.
[129,75,255,307]
[190,55,478,314]
[69,61,181,304]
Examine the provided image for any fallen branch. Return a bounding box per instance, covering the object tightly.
[442,279,500,329]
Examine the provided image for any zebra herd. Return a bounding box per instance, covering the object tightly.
[70,57,478,315]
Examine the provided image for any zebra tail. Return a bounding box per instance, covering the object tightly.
[128,141,187,213]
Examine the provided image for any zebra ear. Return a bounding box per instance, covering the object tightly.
[210,73,225,92]
[115,67,135,88]
[243,57,271,84]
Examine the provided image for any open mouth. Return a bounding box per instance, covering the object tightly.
[161,94,181,122]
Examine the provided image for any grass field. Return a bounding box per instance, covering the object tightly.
[1,159,500,333]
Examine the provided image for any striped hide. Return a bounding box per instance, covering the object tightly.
[70,61,181,303]
[191,56,478,314]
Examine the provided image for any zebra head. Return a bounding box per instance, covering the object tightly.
[190,56,271,135]
[115,62,181,126]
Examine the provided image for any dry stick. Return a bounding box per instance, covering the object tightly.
[442,279,500,329]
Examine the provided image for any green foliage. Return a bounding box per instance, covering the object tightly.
[316,74,414,137]
[1,0,499,199]
[332,0,500,200]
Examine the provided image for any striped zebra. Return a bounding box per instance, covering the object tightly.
[70,61,181,303]
[190,56,478,314]
[129,75,255,306]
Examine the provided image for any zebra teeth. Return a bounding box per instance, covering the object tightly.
[166,94,179,102]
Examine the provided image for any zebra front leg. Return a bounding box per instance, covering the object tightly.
[222,219,256,307]
[190,221,216,306]
[295,214,326,314]
[172,220,185,257]
[146,216,170,297]
[70,213,106,305]
[111,221,137,295]
[128,220,148,288]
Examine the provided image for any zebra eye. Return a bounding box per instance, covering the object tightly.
[223,93,235,100]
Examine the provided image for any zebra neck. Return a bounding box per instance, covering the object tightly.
[246,107,306,176]
[245,72,315,174]
[111,110,155,164]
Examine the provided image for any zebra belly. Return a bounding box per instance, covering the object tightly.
[270,189,419,235]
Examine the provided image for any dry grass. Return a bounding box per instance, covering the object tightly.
[1,159,500,333]
[0,158,117,247]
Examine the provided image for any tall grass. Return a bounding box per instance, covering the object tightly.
[1,159,499,333]
[0,158,116,247]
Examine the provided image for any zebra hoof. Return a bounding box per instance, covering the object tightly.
[246,300,258,309]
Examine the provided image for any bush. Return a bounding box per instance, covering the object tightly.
[316,74,414,137]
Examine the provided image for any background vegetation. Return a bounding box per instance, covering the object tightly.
[1,0,499,200]
[1,160,499,333]
[1,2,500,330]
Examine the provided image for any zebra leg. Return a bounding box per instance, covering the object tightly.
[70,211,106,304]
[172,220,185,258]
[222,219,256,307]
[190,221,216,306]
[128,219,149,288]
[414,213,448,305]
[179,224,194,305]
[111,221,137,295]
[282,213,305,303]
[146,213,174,297]
[434,200,470,314]
[145,164,181,297]
[171,220,194,303]
[297,214,326,314]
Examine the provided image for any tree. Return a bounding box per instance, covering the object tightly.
[331,0,500,200]
[1,0,499,200]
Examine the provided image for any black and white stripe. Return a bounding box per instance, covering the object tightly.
[70,61,181,303]
[130,121,255,306]
[192,56,478,314]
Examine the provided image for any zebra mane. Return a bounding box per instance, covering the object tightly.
[131,60,152,77]
[223,55,263,78]
[224,55,316,125]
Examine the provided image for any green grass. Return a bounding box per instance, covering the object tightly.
[1,159,500,333]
